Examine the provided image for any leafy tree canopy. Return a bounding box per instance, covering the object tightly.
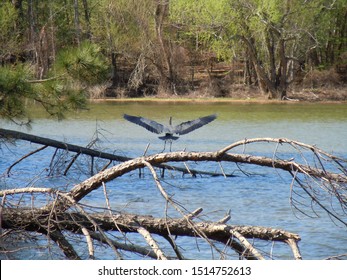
[0,41,108,124]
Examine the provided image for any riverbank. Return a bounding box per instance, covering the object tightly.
[89,86,347,103]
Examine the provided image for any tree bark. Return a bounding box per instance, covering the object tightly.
[154,0,176,94]
[240,36,278,98]
[73,0,81,45]
[1,207,302,260]
[278,38,288,99]
[82,0,91,40]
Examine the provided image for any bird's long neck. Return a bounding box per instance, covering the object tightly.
[169,116,172,126]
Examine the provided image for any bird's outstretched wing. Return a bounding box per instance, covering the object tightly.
[174,114,217,135]
[123,114,165,134]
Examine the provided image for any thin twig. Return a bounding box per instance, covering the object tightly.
[6,145,48,176]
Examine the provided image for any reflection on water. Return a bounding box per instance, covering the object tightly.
[1,101,347,259]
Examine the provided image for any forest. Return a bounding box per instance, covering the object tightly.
[1,0,347,123]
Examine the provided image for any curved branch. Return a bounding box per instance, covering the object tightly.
[52,148,345,211]
[6,145,48,176]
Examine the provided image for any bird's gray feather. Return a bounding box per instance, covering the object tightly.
[174,114,217,135]
[123,114,165,134]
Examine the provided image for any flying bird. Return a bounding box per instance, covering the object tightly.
[123,113,217,151]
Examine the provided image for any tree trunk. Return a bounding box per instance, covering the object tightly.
[1,207,302,260]
[73,0,81,45]
[111,52,118,87]
[277,38,288,99]
[36,26,49,79]
[82,0,91,40]
[241,36,278,98]
[265,30,277,86]
[154,0,176,94]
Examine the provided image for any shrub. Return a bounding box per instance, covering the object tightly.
[303,68,342,88]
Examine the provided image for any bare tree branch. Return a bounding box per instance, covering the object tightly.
[136,226,168,260]
[1,134,346,259]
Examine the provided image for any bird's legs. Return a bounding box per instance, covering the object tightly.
[161,141,167,152]
[161,140,173,152]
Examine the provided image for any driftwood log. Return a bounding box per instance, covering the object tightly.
[0,128,346,259]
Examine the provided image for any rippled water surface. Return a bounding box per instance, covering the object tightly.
[1,101,347,259]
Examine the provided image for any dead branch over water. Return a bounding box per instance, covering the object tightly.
[0,129,346,260]
[0,128,226,177]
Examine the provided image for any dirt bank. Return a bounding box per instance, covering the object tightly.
[90,86,347,103]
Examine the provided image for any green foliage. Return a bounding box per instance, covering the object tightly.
[170,0,347,65]
[31,41,109,119]
[54,41,108,85]
[32,80,87,120]
[92,0,155,54]
[0,65,34,121]
[0,3,20,57]
[170,0,233,59]
[0,3,17,38]
[0,63,89,123]
[171,0,229,26]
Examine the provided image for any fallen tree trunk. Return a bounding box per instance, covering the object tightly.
[1,207,301,260]
[1,134,346,259]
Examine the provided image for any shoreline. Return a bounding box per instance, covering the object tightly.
[89,87,347,104]
[88,97,347,104]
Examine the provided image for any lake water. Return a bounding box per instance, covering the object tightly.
[1,101,347,260]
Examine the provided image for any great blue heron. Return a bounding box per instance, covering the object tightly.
[123,113,217,151]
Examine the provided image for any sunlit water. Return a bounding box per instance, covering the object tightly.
[1,101,347,259]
